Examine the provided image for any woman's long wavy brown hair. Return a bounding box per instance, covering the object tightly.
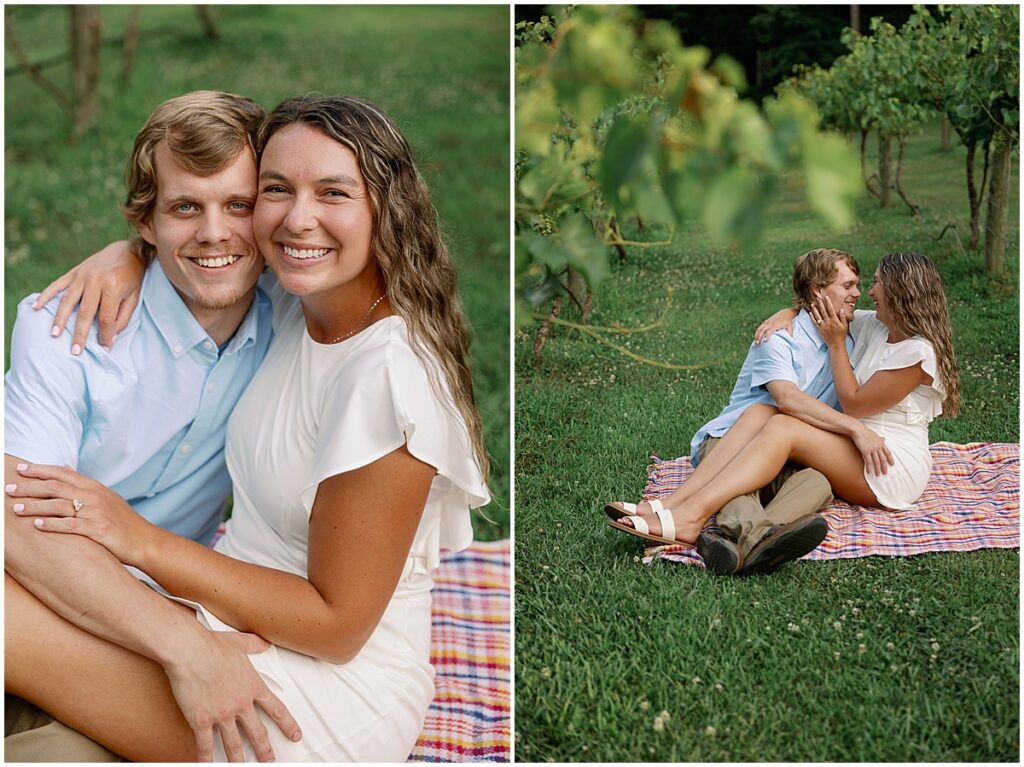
[877,252,960,417]
[255,95,488,478]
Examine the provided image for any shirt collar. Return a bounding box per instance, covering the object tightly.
[142,260,261,359]
[221,283,269,356]
[794,308,827,350]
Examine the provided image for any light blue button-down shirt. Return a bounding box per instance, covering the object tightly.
[5,261,273,545]
[689,309,854,465]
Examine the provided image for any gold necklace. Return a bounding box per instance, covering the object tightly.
[327,293,386,344]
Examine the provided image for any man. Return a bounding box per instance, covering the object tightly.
[5,91,299,761]
[689,248,864,575]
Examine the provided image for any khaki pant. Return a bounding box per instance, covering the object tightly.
[698,435,832,557]
[5,694,122,762]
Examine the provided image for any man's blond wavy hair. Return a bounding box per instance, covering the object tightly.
[792,248,861,311]
[121,91,266,263]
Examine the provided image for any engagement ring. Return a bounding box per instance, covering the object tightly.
[72,498,84,517]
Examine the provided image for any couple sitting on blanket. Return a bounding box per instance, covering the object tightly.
[605,247,960,576]
[5,91,489,761]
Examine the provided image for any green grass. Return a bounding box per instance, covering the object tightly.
[515,124,1019,761]
[4,5,510,540]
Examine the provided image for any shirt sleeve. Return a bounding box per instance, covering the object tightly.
[4,295,90,467]
[748,336,799,390]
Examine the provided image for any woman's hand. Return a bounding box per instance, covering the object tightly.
[754,308,798,344]
[851,425,895,476]
[6,462,155,565]
[33,240,145,354]
[810,295,848,347]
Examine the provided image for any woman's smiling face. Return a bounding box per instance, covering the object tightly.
[254,124,377,300]
[868,268,893,328]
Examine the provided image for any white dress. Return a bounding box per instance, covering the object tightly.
[171,291,489,761]
[849,311,944,509]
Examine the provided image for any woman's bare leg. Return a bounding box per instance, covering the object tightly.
[635,404,779,514]
[623,414,878,543]
[4,572,199,762]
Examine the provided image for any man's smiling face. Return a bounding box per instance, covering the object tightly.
[138,141,264,320]
[815,259,861,321]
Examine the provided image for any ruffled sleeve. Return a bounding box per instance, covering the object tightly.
[299,324,487,570]
[875,337,944,397]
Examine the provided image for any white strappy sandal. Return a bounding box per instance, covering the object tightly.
[606,506,694,548]
[603,498,666,522]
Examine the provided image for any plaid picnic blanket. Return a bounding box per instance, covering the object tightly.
[638,442,1020,566]
[409,539,511,763]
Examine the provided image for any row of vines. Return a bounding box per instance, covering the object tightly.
[784,5,1019,273]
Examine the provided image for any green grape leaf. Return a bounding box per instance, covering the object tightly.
[702,166,765,248]
[596,115,657,210]
[556,213,611,288]
[802,132,860,230]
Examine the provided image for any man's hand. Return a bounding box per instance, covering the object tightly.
[165,628,302,762]
[851,424,895,476]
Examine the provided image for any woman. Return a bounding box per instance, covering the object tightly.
[6,95,490,761]
[608,251,959,548]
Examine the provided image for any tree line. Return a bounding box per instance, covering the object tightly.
[784,6,1018,274]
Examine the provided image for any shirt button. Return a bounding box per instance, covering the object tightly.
[207,384,215,394]
[146,492,155,498]
[203,340,214,351]
[173,343,183,354]
[180,444,191,454]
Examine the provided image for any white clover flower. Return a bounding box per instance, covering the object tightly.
[705,726,717,737]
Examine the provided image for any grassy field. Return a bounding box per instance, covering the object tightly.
[3,5,510,539]
[514,124,1019,761]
